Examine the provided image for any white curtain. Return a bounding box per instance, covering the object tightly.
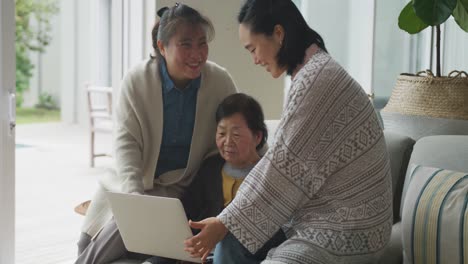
[443,18,468,75]
[111,0,155,93]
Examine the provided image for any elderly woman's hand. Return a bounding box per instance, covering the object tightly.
[184,217,228,262]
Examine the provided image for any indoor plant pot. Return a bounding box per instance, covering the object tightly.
[381,0,468,139]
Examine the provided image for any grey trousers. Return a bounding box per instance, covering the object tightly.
[75,218,176,264]
[75,219,129,264]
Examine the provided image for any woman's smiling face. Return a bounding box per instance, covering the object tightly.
[158,23,208,87]
[238,23,286,78]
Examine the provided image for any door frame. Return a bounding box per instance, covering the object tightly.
[0,0,16,262]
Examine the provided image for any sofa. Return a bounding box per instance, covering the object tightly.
[110,120,468,264]
[378,132,468,264]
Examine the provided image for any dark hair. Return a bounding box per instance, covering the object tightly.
[151,3,214,60]
[238,0,327,75]
[216,93,268,150]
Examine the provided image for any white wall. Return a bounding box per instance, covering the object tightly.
[156,0,284,119]
[0,0,16,262]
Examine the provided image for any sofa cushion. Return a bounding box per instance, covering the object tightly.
[400,135,468,218]
[401,165,468,264]
[383,131,415,223]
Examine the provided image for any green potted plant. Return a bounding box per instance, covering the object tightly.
[382,0,468,125]
[398,0,468,76]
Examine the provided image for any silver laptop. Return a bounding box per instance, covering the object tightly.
[106,191,202,263]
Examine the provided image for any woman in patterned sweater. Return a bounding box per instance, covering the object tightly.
[184,0,393,263]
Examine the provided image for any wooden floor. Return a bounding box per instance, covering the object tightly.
[16,123,112,264]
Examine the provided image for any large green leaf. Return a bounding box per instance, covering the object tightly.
[460,0,468,12]
[399,2,430,33]
[414,0,458,25]
[453,0,468,32]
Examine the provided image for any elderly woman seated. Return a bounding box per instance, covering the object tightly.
[144,93,286,264]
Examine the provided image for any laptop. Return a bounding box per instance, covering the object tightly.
[106,191,202,263]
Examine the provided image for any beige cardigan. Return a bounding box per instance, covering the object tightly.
[82,59,237,236]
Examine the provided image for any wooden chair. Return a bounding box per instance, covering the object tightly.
[86,84,113,167]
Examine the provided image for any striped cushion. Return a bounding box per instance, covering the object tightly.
[401,165,468,264]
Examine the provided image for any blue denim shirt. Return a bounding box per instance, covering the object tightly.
[155,60,201,177]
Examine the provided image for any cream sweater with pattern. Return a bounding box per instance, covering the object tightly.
[219,50,392,263]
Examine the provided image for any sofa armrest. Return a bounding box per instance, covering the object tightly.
[400,135,468,218]
[383,131,415,222]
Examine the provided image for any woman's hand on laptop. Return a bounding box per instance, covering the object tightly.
[184,217,228,262]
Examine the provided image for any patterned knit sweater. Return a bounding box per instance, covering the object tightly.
[218,50,393,263]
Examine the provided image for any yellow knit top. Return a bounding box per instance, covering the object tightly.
[222,169,245,207]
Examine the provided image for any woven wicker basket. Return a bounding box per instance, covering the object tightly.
[382,70,468,120]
